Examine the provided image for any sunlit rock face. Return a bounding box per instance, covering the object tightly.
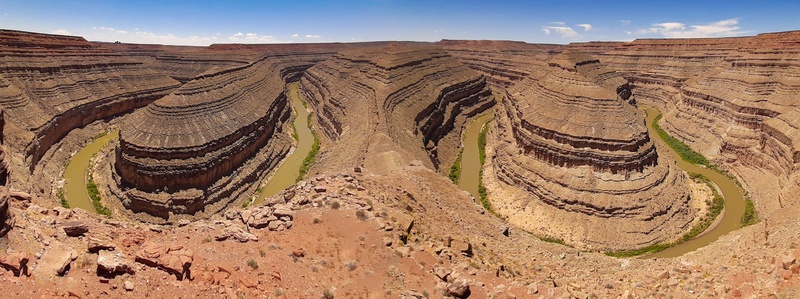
[488,54,694,250]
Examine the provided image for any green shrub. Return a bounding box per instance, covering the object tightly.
[87,172,110,217]
[448,148,463,184]
[296,112,320,183]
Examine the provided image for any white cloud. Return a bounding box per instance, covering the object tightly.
[576,24,592,31]
[291,33,299,37]
[305,34,321,38]
[549,21,566,26]
[51,29,71,35]
[629,18,746,38]
[541,26,578,38]
[84,26,219,46]
[227,32,279,43]
[620,20,631,26]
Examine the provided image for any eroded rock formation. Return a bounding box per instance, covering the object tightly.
[113,56,296,220]
[299,45,495,172]
[0,30,182,179]
[487,54,694,250]
[590,31,800,214]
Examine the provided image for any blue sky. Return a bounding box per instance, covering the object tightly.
[0,0,798,46]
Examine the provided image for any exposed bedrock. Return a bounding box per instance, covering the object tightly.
[438,40,564,89]
[487,55,694,250]
[298,45,494,173]
[0,111,10,237]
[589,31,800,212]
[113,56,296,220]
[0,30,182,175]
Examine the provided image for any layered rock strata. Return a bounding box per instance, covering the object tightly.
[299,45,494,172]
[487,55,694,250]
[592,31,800,212]
[0,30,181,174]
[0,111,11,237]
[114,56,294,220]
[438,40,563,89]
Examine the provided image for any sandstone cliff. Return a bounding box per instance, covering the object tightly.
[0,30,182,181]
[485,54,694,250]
[298,45,495,173]
[591,31,800,215]
[112,56,296,220]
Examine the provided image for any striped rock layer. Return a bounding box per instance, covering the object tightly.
[489,55,694,250]
[299,45,495,172]
[114,56,297,220]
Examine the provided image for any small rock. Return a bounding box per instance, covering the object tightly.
[177,219,191,227]
[273,206,295,219]
[314,186,327,193]
[383,237,393,247]
[87,236,116,253]
[657,271,670,280]
[783,255,796,270]
[501,226,510,237]
[433,265,451,281]
[292,249,305,258]
[239,276,257,288]
[124,280,134,291]
[62,221,89,237]
[97,250,135,276]
[447,279,471,298]
[0,252,29,276]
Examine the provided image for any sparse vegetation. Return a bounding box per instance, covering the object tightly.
[202,237,212,243]
[259,249,266,257]
[313,217,322,224]
[344,260,357,271]
[296,112,320,182]
[607,173,726,257]
[651,113,711,167]
[323,289,335,299]
[355,209,367,220]
[741,197,758,227]
[330,201,340,210]
[86,172,111,217]
[448,148,463,184]
[246,259,259,270]
[477,120,493,213]
[57,188,69,208]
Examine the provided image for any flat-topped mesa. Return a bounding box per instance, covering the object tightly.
[114,56,294,220]
[488,54,694,250]
[299,45,494,172]
[0,30,181,175]
[437,40,564,89]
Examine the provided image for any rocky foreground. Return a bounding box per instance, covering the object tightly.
[2,167,800,298]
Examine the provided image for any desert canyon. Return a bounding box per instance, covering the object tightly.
[0,28,800,298]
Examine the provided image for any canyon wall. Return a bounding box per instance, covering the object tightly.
[589,31,800,213]
[299,45,495,173]
[485,54,694,250]
[113,55,300,220]
[0,30,182,178]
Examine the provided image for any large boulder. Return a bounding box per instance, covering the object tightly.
[97,250,134,276]
[135,241,194,280]
[62,221,89,237]
[0,252,29,276]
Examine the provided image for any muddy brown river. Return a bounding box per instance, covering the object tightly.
[255,83,314,203]
[643,105,746,258]
[63,130,118,212]
[458,113,494,201]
